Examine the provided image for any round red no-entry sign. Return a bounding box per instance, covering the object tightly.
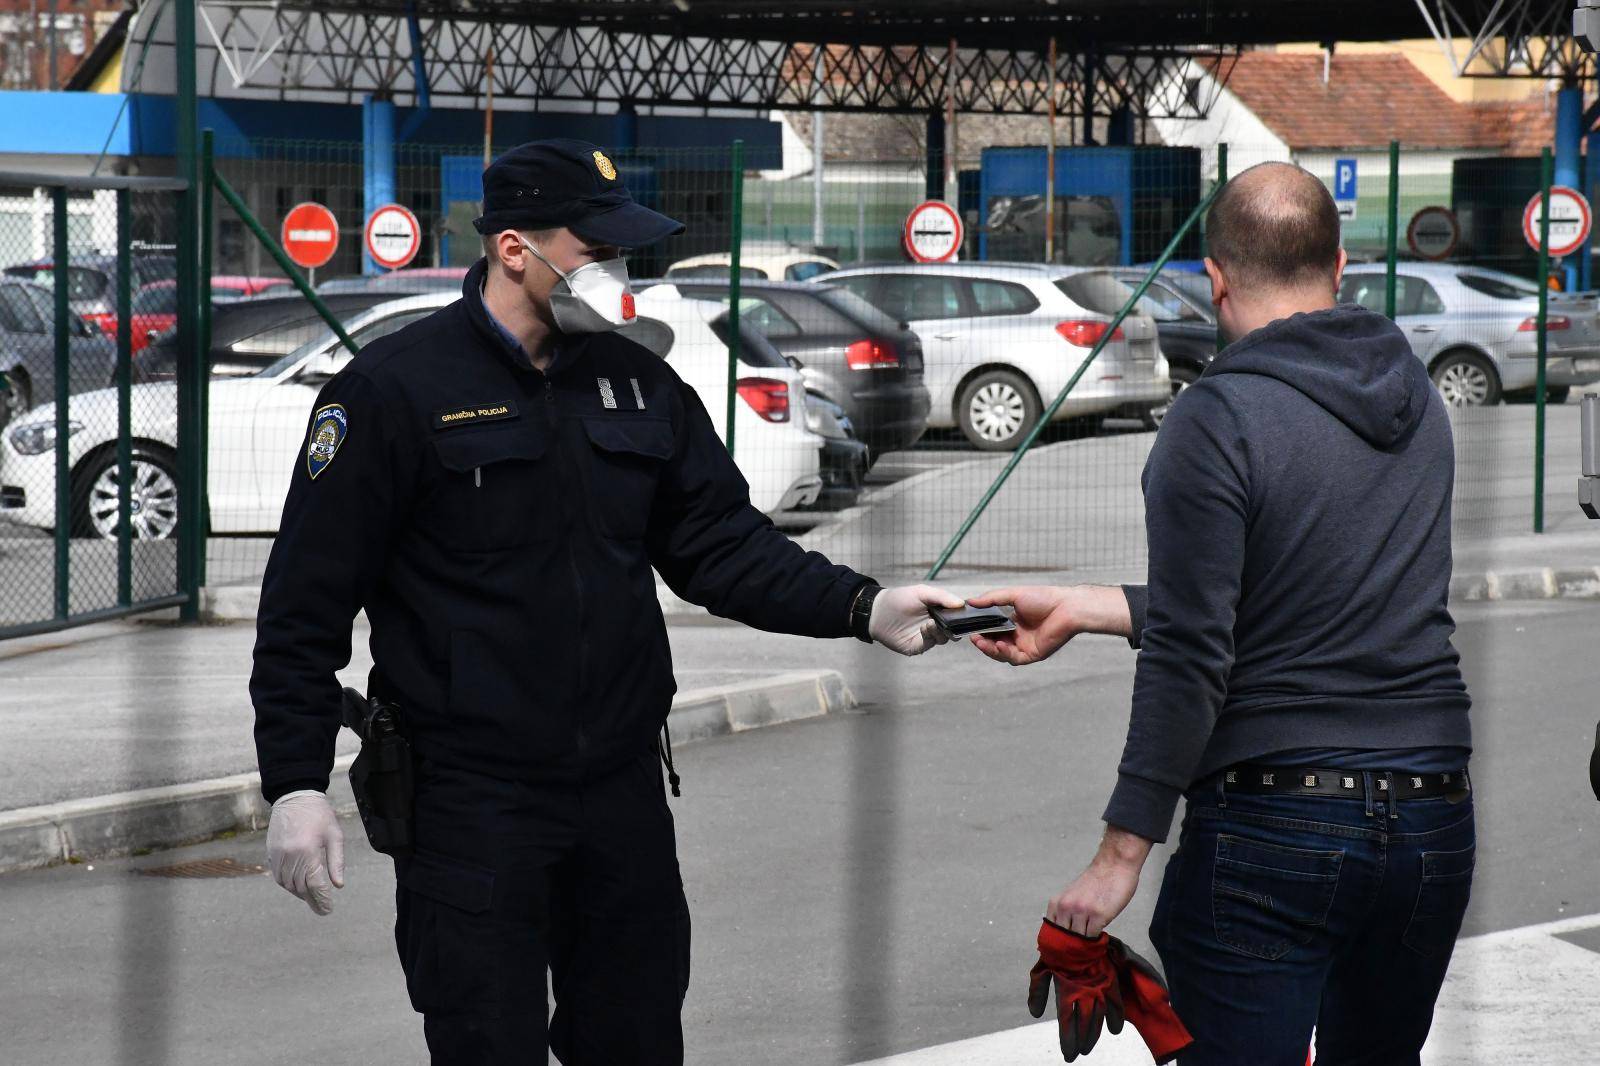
[281,202,340,269]
[903,201,963,263]
[364,203,422,270]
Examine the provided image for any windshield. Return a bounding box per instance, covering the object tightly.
[1055,273,1175,321]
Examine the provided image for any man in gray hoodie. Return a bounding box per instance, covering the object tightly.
[971,162,1474,1064]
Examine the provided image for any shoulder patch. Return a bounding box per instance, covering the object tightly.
[306,404,348,480]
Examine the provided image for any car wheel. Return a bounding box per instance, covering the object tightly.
[1431,351,1501,407]
[1141,364,1200,431]
[70,444,180,540]
[957,369,1041,451]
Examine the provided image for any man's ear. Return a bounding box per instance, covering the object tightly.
[1203,257,1226,308]
[1332,247,1349,297]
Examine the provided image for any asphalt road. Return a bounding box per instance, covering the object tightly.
[2,597,1596,1065]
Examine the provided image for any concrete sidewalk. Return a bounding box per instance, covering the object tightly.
[0,618,854,873]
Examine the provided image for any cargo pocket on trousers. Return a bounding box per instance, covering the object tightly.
[1402,843,1475,960]
[396,849,501,1018]
[1211,834,1344,961]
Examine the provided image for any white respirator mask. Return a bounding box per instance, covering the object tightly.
[519,235,635,334]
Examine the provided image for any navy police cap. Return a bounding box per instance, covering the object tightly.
[472,138,685,248]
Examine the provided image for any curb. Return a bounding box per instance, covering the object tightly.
[0,668,854,875]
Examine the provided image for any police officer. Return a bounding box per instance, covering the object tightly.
[250,138,964,1065]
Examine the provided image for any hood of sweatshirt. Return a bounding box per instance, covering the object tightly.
[1203,304,1431,448]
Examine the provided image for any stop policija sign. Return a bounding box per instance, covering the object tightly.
[1523,185,1592,258]
[280,202,340,270]
[903,201,963,263]
[364,203,423,270]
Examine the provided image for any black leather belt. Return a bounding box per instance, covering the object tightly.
[1218,763,1471,800]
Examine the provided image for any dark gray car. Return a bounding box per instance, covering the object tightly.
[647,279,933,461]
[0,278,115,425]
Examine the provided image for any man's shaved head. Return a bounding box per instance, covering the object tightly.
[1205,162,1341,293]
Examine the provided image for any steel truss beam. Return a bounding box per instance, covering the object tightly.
[1413,0,1594,81]
[144,2,1238,120]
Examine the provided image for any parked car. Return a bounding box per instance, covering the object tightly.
[1339,263,1600,405]
[4,250,177,330]
[0,288,827,538]
[666,244,839,282]
[639,278,932,461]
[90,275,292,354]
[816,262,1170,449]
[0,277,115,424]
[1095,267,1219,408]
[315,266,468,295]
[132,291,399,382]
[626,284,827,513]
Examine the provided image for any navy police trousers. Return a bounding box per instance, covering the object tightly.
[394,749,691,1065]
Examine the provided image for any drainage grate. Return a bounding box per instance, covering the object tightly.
[136,858,266,879]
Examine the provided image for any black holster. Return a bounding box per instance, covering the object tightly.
[341,687,415,856]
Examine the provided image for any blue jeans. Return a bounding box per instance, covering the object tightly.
[1147,774,1476,1065]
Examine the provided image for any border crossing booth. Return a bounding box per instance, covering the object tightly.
[976,146,1202,265]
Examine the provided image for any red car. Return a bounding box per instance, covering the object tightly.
[89,275,290,351]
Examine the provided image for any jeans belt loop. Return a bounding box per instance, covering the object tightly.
[1362,770,1376,818]
[1216,769,1228,809]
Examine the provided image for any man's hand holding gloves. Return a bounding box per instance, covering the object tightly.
[1028,918,1193,1064]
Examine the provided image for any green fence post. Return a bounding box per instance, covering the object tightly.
[196,129,214,589]
[175,0,200,619]
[726,139,744,457]
[1217,142,1228,186]
[1385,139,1399,320]
[116,188,132,607]
[52,186,70,620]
[1535,146,1552,534]
[926,181,1223,580]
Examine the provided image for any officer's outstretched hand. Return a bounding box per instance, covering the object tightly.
[869,584,967,655]
[266,790,345,917]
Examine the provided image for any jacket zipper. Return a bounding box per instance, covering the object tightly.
[547,374,590,755]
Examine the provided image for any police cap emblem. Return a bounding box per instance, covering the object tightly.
[306,403,348,480]
[593,150,617,181]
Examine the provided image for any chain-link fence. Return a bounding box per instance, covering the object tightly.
[5,133,1579,632]
[0,172,194,635]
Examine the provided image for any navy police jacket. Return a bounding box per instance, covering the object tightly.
[250,258,871,803]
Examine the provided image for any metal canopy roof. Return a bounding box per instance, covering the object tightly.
[125,0,1587,122]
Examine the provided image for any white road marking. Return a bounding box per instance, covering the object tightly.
[848,913,1600,1065]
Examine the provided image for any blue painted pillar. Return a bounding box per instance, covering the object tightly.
[926,112,946,201]
[1556,85,1583,290]
[362,94,396,275]
[613,104,638,151]
[1585,128,1600,291]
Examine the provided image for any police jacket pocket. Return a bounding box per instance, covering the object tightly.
[426,426,555,550]
[397,849,501,1017]
[581,416,674,539]
[1211,834,1344,961]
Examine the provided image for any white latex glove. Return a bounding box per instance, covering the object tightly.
[266,789,345,917]
[868,584,968,656]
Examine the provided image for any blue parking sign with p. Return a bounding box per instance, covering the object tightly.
[1334,158,1358,201]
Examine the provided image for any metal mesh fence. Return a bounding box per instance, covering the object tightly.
[15,135,1573,617]
[0,178,188,633]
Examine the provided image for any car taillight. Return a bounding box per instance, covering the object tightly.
[845,339,900,370]
[1055,320,1125,347]
[1517,315,1570,331]
[621,291,636,320]
[736,377,790,422]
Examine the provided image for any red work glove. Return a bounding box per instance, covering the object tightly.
[1028,919,1127,1061]
[1105,937,1194,1065]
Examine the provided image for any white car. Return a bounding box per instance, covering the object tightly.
[666,244,840,283]
[816,262,1171,449]
[0,289,823,539]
